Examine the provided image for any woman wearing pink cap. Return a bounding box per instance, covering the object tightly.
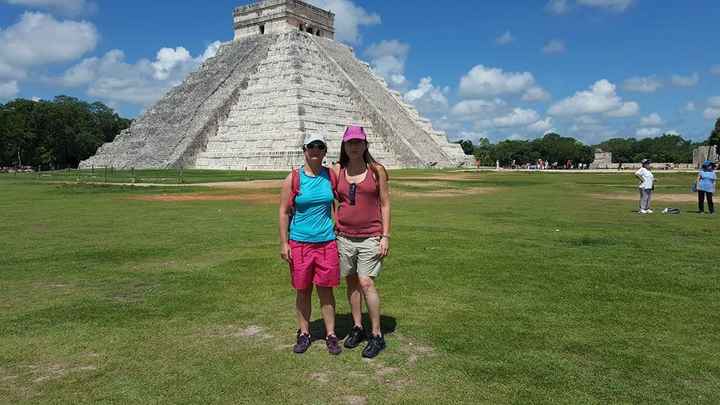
[279,132,342,355]
[333,125,391,358]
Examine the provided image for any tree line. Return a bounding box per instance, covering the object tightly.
[458,118,720,166]
[0,96,132,169]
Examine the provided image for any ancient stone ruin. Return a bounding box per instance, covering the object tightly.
[81,0,473,170]
[589,150,613,169]
[693,145,718,168]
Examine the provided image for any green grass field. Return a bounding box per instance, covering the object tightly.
[1,170,718,404]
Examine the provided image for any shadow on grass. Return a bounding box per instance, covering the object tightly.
[309,313,397,341]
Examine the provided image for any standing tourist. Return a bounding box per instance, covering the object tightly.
[635,159,655,214]
[278,133,342,355]
[334,126,391,358]
[697,160,716,214]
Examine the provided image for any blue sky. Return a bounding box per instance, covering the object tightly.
[1,0,719,145]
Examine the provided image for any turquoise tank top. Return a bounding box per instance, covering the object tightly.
[289,168,335,243]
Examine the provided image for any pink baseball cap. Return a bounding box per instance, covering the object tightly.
[342,125,367,142]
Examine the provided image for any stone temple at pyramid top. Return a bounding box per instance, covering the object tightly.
[233,0,335,41]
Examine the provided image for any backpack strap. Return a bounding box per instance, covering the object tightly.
[288,167,301,210]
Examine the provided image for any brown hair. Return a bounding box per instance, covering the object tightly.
[339,141,388,179]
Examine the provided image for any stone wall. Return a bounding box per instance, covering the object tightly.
[693,145,718,168]
[234,0,334,41]
[590,151,613,169]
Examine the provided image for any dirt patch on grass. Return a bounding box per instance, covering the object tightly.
[197,180,283,190]
[204,325,273,340]
[393,174,480,181]
[128,192,277,203]
[591,192,697,203]
[394,187,497,198]
[11,363,97,385]
[309,372,330,383]
[393,181,457,189]
[343,395,368,405]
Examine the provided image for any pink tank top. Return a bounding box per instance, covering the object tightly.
[335,167,383,237]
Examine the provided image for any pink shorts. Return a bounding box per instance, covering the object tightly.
[289,240,340,290]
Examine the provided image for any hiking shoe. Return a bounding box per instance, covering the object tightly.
[344,326,366,349]
[362,334,386,359]
[326,335,342,355]
[293,331,311,354]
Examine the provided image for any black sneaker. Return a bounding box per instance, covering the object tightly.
[326,334,342,355]
[293,331,311,354]
[344,326,365,349]
[361,334,386,358]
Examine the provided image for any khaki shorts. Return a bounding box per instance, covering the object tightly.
[337,235,383,278]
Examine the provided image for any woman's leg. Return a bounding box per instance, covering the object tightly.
[316,286,336,337]
[699,191,705,213]
[358,276,381,337]
[708,192,714,214]
[296,287,313,335]
[346,274,364,328]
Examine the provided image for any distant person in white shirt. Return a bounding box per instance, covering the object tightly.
[635,159,655,214]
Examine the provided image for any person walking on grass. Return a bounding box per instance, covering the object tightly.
[333,126,391,359]
[697,160,716,214]
[279,132,341,355]
[635,159,655,214]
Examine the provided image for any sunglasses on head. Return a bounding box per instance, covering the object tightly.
[305,142,326,151]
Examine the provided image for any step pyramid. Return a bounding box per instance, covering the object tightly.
[81,1,473,170]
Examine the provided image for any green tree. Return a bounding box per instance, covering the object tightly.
[0,96,131,168]
[708,118,720,147]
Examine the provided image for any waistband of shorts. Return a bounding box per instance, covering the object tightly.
[289,239,336,247]
[337,234,381,241]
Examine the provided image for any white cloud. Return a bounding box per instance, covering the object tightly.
[0,61,26,80]
[0,80,19,99]
[711,65,720,76]
[403,77,448,114]
[575,115,600,125]
[545,0,569,14]
[623,76,662,93]
[708,96,720,108]
[685,102,696,111]
[543,40,566,54]
[198,41,222,63]
[450,99,506,119]
[577,0,634,12]
[548,79,638,117]
[151,47,192,81]
[640,113,663,126]
[3,0,97,16]
[458,130,490,143]
[57,42,222,106]
[496,31,514,45]
[671,73,699,87]
[606,102,639,117]
[636,127,661,137]
[705,108,720,120]
[0,12,97,78]
[522,86,551,102]
[307,0,380,45]
[478,108,540,128]
[527,117,554,133]
[365,40,409,89]
[459,65,536,98]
